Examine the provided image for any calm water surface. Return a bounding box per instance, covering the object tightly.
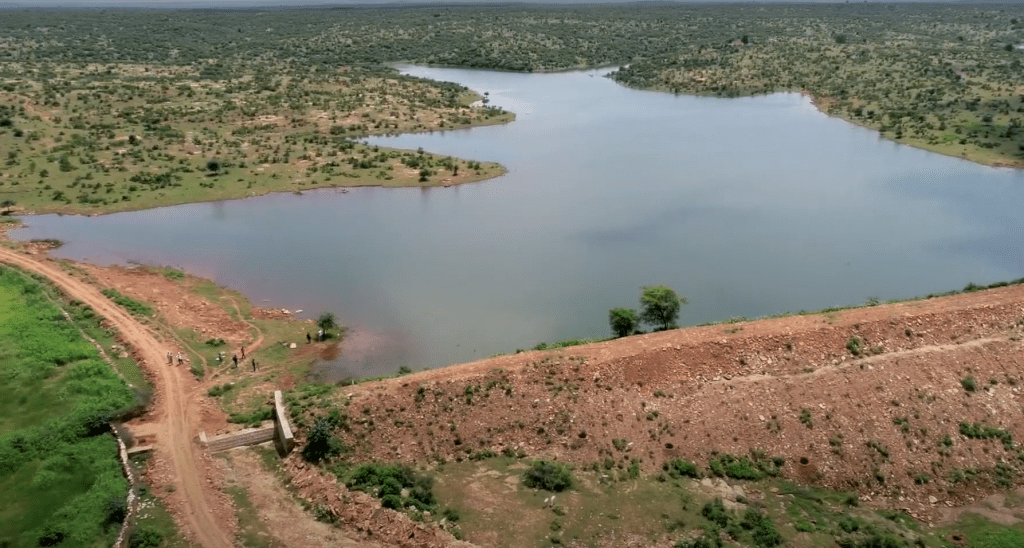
[13,66,1024,378]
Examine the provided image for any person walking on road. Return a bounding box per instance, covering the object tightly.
[167,351,173,365]
[177,352,184,366]
[307,332,312,344]
[232,354,238,368]
[251,358,257,372]
[240,346,245,359]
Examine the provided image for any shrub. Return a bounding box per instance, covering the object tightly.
[799,408,813,428]
[301,416,346,463]
[443,507,461,522]
[741,507,782,547]
[381,494,402,509]
[470,449,497,461]
[103,495,127,526]
[708,452,780,480]
[846,336,863,356]
[227,407,272,425]
[675,532,722,548]
[961,375,978,392]
[666,458,701,479]
[701,498,730,528]
[207,383,233,397]
[345,463,436,510]
[959,421,1014,450]
[523,460,574,492]
[128,528,164,548]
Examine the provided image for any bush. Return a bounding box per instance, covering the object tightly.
[741,507,782,547]
[301,416,346,463]
[103,495,127,526]
[381,494,402,509]
[345,463,436,510]
[227,407,273,425]
[675,532,722,548]
[207,383,234,397]
[523,460,574,492]
[708,454,763,480]
[958,421,1014,450]
[128,528,164,548]
[701,498,730,528]
[846,336,863,356]
[666,458,701,479]
[470,449,497,461]
[799,408,813,428]
[961,375,978,392]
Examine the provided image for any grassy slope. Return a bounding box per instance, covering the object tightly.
[0,266,138,547]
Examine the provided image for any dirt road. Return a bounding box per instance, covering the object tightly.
[0,248,235,548]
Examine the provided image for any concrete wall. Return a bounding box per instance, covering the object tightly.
[202,426,276,453]
[198,391,295,455]
[273,390,295,454]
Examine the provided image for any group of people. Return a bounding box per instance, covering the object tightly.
[306,329,325,343]
[169,345,260,372]
[214,347,259,371]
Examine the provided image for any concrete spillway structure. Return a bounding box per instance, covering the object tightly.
[200,390,296,454]
[201,426,276,453]
[273,390,295,453]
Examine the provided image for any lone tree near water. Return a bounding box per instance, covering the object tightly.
[608,307,639,338]
[640,285,686,331]
[317,312,337,338]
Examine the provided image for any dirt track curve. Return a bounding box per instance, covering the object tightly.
[0,248,234,548]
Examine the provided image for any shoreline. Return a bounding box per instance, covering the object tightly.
[610,78,1024,170]
[3,144,511,218]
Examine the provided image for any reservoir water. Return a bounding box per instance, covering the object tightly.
[12,66,1024,378]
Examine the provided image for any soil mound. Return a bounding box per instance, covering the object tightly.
[335,285,1024,520]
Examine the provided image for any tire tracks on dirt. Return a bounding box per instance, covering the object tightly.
[0,248,235,548]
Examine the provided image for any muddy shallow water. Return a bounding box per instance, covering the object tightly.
[13,66,1024,379]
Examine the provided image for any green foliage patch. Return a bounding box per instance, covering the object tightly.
[0,266,138,547]
[665,458,702,479]
[707,452,782,481]
[100,288,154,317]
[343,463,437,512]
[522,460,574,492]
[959,421,1015,450]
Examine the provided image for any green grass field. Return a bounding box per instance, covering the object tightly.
[0,265,140,547]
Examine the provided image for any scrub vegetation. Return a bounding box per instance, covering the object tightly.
[1,4,1021,217]
[0,265,139,547]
